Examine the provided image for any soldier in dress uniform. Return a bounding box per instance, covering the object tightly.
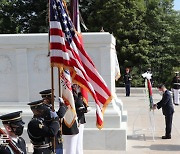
[172,72,180,105]
[27,100,60,154]
[61,84,79,154]
[123,68,132,96]
[62,115,79,154]
[39,89,54,108]
[39,89,67,154]
[75,92,88,154]
[0,111,27,154]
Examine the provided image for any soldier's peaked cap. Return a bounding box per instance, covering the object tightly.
[39,89,52,96]
[39,89,56,98]
[27,100,44,108]
[0,111,24,125]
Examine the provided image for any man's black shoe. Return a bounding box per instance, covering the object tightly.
[162,136,171,139]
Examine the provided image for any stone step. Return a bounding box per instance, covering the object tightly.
[116,87,159,94]
[83,121,127,151]
[0,103,122,128]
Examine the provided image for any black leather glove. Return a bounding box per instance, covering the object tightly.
[57,103,68,118]
[41,106,52,121]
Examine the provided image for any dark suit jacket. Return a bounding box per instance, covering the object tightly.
[157,90,174,116]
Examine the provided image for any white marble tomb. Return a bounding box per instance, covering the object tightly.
[0,33,127,151]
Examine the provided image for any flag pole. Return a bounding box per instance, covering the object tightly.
[58,68,62,97]
[51,67,56,153]
[58,67,64,152]
[48,0,56,152]
[51,66,55,111]
[48,0,55,112]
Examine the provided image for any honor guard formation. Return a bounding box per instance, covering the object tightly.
[0,86,89,154]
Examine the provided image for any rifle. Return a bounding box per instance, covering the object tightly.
[0,128,24,154]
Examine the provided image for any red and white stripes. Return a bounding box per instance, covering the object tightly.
[50,1,112,128]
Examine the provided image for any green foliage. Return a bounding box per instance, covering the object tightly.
[0,0,48,33]
[144,0,179,87]
[80,0,180,87]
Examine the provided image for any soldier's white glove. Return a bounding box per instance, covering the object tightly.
[50,111,58,119]
[87,106,91,112]
[59,97,64,104]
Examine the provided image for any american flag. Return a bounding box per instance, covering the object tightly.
[50,0,112,128]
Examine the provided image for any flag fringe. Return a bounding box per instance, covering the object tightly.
[63,114,77,128]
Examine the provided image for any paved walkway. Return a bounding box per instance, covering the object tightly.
[84,90,180,154]
[1,88,180,154]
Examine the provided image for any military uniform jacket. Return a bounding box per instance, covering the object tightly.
[75,97,87,124]
[62,120,79,135]
[124,73,131,84]
[172,76,180,89]
[0,137,26,154]
[61,90,79,135]
[157,90,174,116]
[27,116,60,153]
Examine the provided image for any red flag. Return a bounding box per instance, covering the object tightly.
[147,79,153,110]
[70,0,80,32]
[49,0,112,129]
[70,0,89,105]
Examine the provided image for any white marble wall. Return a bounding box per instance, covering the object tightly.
[0,33,117,102]
[0,33,127,151]
[0,34,50,102]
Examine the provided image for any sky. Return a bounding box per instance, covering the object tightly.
[173,0,180,10]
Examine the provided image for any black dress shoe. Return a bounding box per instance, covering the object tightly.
[162,136,171,139]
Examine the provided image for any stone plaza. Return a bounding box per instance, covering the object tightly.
[85,88,180,154]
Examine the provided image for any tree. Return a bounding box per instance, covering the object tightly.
[80,0,151,86]
[80,0,180,87]
[26,0,48,33]
[0,0,29,33]
[144,0,179,87]
[0,0,48,33]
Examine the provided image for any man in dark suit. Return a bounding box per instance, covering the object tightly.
[0,111,27,154]
[153,84,174,139]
